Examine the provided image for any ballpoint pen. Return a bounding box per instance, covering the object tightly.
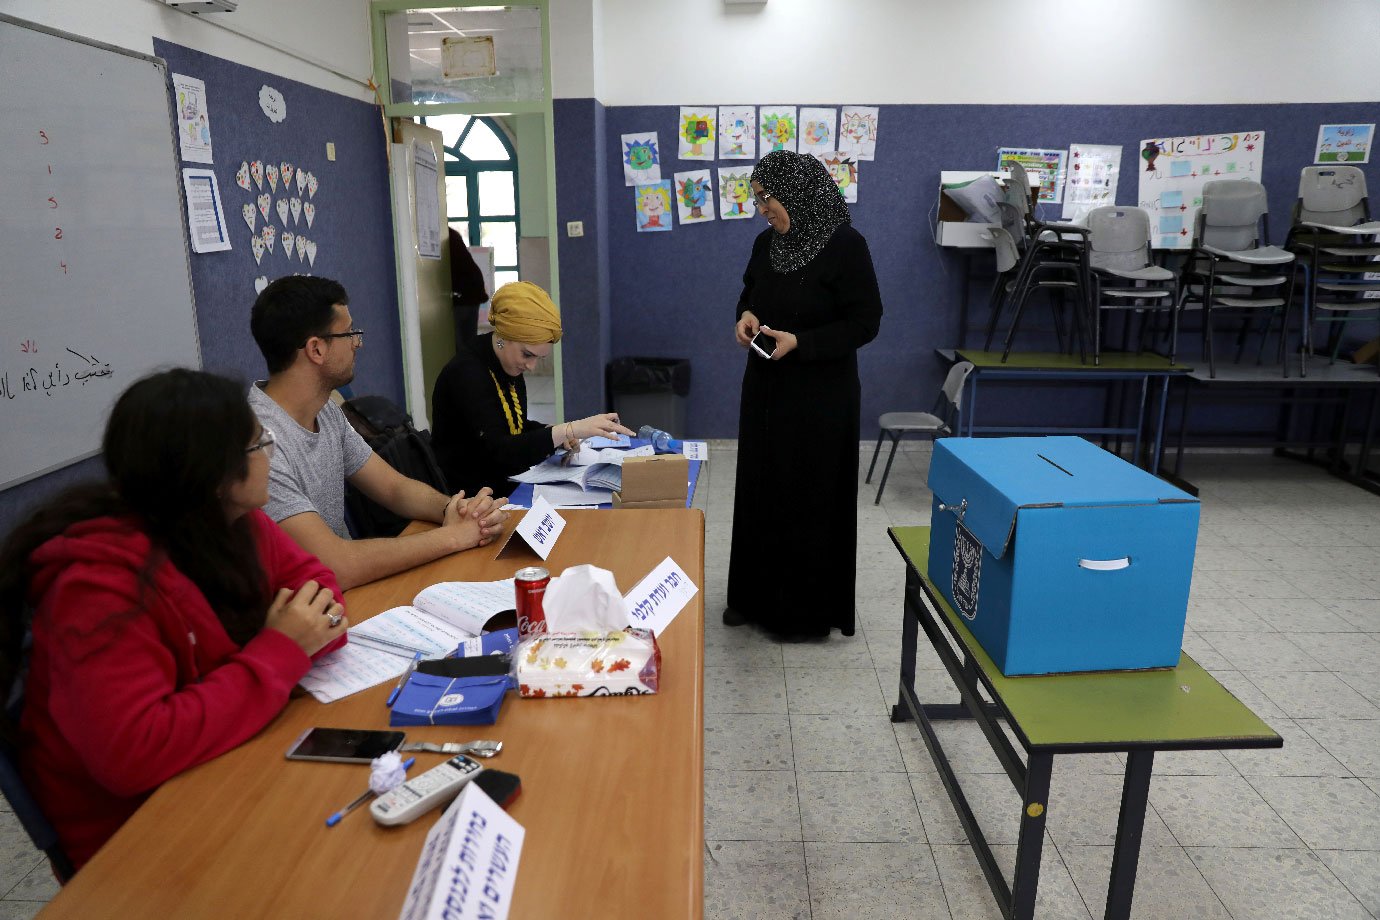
[386,652,423,707]
[325,756,415,827]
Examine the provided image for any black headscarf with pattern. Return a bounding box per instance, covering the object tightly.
[751,150,851,273]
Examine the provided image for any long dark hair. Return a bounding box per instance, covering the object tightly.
[0,369,270,727]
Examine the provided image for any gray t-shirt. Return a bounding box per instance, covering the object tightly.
[248,383,373,539]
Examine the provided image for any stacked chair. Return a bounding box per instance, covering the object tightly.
[1178,180,1298,377]
[1085,206,1179,366]
[866,361,975,504]
[1286,166,1380,370]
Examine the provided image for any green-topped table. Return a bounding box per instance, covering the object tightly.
[888,526,1280,920]
[952,349,1192,472]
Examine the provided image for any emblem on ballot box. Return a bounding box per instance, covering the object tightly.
[952,521,982,621]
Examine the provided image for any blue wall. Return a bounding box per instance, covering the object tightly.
[554,101,1380,439]
[0,41,401,535]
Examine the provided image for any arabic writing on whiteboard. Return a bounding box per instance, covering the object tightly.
[0,346,113,401]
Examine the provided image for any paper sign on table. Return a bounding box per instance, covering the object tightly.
[398,783,524,920]
[682,441,709,461]
[494,495,565,560]
[623,556,698,635]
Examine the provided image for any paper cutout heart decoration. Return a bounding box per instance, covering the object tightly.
[256,193,271,221]
[306,172,318,198]
[281,231,296,261]
[281,163,295,192]
[250,160,264,190]
[236,162,251,191]
[265,163,279,192]
[305,238,318,266]
[303,201,316,228]
[250,234,265,264]
[295,235,307,261]
[296,168,307,195]
[254,276,269,294]
[290,197,302,224]
[261,224,276,253]
[276,199,290,226]
[242,203,256,231]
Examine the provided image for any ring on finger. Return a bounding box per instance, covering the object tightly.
[328,613,343,628]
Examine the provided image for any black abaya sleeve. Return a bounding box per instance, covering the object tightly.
[791,227,883,362]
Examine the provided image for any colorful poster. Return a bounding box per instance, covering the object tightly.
[799,107,837,156]
[172,73,214,164]
[634,180,673,232]
[1137,131,1265,249]
[718,167,756,220]
[1315,124,1373,164]
[758,106,797,154]
[678,107,716,160]
[1062,143,1122,222]
[817,154,858,203]
[718,106,757,160]
[673,170,715,224]
[838,105,879,160]
[997,147,1067,205]
[621,133,662,186]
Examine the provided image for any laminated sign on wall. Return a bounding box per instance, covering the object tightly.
[1137,130,1265,250]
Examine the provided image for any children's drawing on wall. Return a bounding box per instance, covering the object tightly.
[758,107,798,154]
[799,108,837,157]
[635,181,674,232]
[818,154,859,203]
[674,170,716,223]
[678,108,716,159]
[622,133,663,186]
[718,168,757,220]
[837,106,879,160]
[996,147,1067,205]
[1062,143,1122,222]
[1315,124,1373,164]
[171,73,214,164]
[1136,131,1266,249]
[718,106,757,160]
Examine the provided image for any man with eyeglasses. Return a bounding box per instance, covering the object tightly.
[248,275,506,590]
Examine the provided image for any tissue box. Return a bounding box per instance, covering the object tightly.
[516,629,661,698]
[613,454,687,508]
[927,436,1199,676]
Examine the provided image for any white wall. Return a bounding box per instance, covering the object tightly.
[5,0,375,100]
[550,0,601,98]
[595,0,1380,105]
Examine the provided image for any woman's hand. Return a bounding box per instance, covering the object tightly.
[265,580,347,657]
[735,310,760,347]
[570,413,636,441]
[758,325,797,360]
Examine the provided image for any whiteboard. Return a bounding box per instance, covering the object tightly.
[1136,130,1266,250]
[0,16,201,490]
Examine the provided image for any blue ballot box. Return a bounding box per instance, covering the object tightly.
[926,436,1199,676]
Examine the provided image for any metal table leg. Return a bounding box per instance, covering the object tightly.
[1011,751,1054,920]
[1104,749,1155,920]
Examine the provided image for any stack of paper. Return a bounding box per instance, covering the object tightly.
[510,444,653,492]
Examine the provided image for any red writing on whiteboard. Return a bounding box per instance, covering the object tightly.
[54,228,62,240]
[59,262,68,274]
[47,197,57,209]
[20,341,37,354]
[38,130,49,145]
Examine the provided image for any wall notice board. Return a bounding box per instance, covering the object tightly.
[0,16,202,491]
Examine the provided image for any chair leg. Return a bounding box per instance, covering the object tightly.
[982,271,1010,352]
[1205,301,1217,379]
[865,430,886,484]
[875,436,901,505]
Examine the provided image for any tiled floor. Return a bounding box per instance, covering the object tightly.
[697,443,1380,920]
[2,444,1376,918]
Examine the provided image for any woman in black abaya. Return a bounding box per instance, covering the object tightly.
[724,150,883,638]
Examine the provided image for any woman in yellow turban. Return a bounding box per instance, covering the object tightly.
[430,281,633,496]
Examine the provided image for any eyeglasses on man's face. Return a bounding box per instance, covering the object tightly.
[312,328,364,347]
[246,426,276,458]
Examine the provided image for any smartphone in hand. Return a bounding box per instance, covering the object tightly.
[749,330,777,359]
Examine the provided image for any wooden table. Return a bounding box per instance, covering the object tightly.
[889,526,1280,920]
[41,509,705,919]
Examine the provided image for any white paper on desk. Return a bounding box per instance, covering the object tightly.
[561,443,653,467]
[534,483,612,507]
[682,440,709,461]
[414,579,518,633]
[298,640,412,703]
[623,556,698,635]
[399,783,524,920]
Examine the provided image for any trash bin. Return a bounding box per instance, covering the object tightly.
[607,357,691,437]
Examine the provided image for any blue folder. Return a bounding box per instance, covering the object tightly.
[389,672,514,726]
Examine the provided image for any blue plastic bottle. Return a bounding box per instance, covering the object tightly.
[637,424,682,454]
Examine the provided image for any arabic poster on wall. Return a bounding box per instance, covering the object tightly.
[1062,144,1122,221]
[1137,130,1265,249]
[1315,124,1373,164]
[996,147,1067,205]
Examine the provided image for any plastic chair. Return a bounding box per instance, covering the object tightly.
[1179,180,1298,378]
[1,691,75,884]
[1286,166,1380,369]
[1086,206,1178,365]
[865,361,974,504]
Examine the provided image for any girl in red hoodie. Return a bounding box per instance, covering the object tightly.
[0,369,349,875]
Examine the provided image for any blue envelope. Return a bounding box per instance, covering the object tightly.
[389,672,514,726]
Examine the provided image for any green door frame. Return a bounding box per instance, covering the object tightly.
[369,0,562,420]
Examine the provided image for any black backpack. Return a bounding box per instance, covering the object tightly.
[340,395,450,539]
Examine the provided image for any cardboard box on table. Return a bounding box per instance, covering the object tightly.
[926,436,1199,676]
[613,454,688,509]
[936,170,1040,248]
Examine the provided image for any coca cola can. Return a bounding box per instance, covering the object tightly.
[514,566,550,638]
